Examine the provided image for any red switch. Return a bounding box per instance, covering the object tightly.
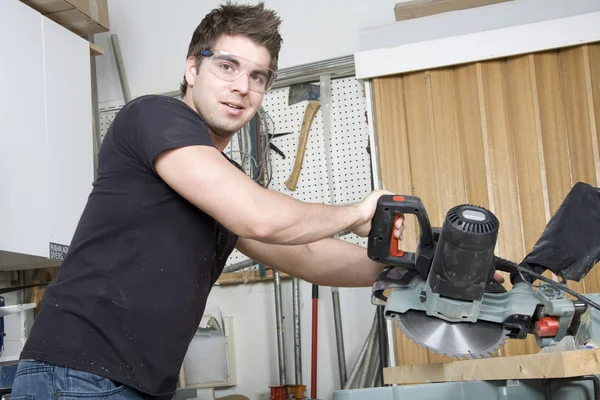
[534,316,560,338]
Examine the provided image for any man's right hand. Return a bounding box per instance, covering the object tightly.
[350,190,405,239]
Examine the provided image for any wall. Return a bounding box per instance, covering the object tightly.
[93,1,408,399]
[95,0,404,106]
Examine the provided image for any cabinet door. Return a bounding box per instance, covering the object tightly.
[42,16,93,257]
[0,0,47,257]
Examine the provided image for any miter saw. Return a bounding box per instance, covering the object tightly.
[366,181,600,359]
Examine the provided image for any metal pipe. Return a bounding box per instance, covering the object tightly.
[332,287,347,386]
[274,270,287,385]
[368,350,381,388]
[319,73,348,389]
[292,277,302,384]
[272,55,355,89]
[358,326,378,388]
[221,258,255,274]
[110,34,131,103]
[343,313,378,390]
[376,305,388,386]
[364,334,380,388]
[88,35,101,180]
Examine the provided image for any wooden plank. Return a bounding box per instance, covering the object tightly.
[394,0,511,22]
[530,49,587,298]
[89,41,103,56]
[583,45,600,189]
[383,349,600,385]
[479,59,536,357]
[478,60,524,265]
[216,269,291,286]
[583,43,600,294]
[588,43,600,187]
[533,51,573,215]
[507,54,564,290]
[372,75,429,366]
[505,55,548,256]
[559,46,598,295]
[454,62,506,358]
[454,64,490,209]
[373,76,418,262]
[404,71,443,226]
[559,46,597,189]
[428,68,467,211]
[373,76,414,196]
[426,67,467,365]
[400,70,445,365]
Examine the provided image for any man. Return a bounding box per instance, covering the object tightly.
[11,2,404,399]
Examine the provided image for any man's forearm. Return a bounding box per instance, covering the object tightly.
[235,236,386,287]
[254,190,363,245]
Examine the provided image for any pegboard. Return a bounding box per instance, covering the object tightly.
[98,76,373,267]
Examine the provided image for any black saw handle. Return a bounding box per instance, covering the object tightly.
[367,195,436,276]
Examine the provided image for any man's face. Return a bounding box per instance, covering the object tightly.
[184,35,271,141]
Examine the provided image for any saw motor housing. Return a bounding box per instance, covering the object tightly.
[368,196,507,323]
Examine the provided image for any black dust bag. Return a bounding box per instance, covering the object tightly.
[521,181,600,282]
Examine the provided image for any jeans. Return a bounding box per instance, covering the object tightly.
[10,360,147,399]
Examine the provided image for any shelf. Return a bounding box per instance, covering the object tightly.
[89,41,103,56]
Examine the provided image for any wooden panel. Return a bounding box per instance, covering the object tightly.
[559,47,597,188]
[373,76,429,366]
[478,60,524,263]
[216,269,291,285]
[454,64,490,208]
[506,55,548,254]
[529,50,588,294]
[533,51,573,214]
[370,42,600,369]
[373,76,414,196]
[426,68,467,364]
[583,43,600,293]
[478,60,535,357]
[403,71,444,225]
[384,349,600,385]
[402,71,446,365]
[588,43,600,184]
[559,46,599,295]
[428,68,467,210]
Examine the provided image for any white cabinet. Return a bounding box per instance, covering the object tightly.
[0,0,94,270]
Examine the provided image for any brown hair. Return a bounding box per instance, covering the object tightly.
[180,1,283,96]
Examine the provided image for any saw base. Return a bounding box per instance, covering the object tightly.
[333,377,598,400]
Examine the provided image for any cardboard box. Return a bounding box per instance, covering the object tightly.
[45,0,110,36]
[394,0,512,21]
[20,0,77,14]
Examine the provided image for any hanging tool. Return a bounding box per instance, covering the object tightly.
[284,83,321,191]
[367,182,600,359]
[268,132,292,159]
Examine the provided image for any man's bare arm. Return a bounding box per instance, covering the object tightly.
[235,236,385,287]
[154,145,385,245]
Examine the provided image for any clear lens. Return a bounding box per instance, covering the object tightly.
[206,50,276,93]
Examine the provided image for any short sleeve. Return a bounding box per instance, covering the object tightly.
[133,95,215,170]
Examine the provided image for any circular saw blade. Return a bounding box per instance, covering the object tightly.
[395,310,509,359]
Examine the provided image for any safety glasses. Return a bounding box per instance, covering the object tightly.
[200,49,277,93]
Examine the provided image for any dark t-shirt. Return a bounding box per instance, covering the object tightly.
[20,95,238,398]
